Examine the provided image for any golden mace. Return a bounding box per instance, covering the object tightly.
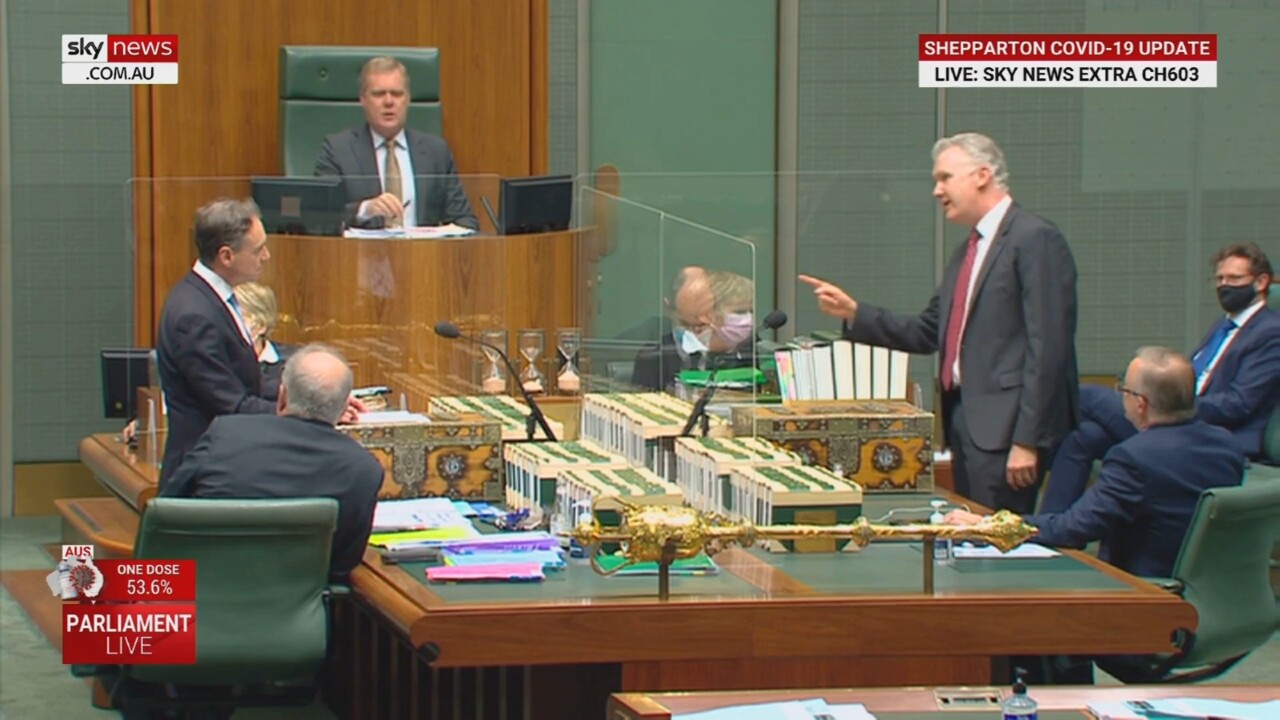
[565,501,1038,600]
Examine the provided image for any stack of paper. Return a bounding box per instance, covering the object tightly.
[1087,698,1280,720]
[674,698,875,720]
[343,224,477,240]
[372,497,477,533]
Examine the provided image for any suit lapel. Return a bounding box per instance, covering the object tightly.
[967,203,1017,309]
[353,124,380,187]
[185,272,254,352]
[1199,308,1265,393]
[408,129,430,226]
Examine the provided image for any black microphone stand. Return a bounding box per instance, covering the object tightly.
[680,357,723,438]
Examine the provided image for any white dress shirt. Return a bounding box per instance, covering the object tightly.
[951,194,1013,385]
[357,128,417,227]
[191,261,254,347]
[1196,297,1265,394]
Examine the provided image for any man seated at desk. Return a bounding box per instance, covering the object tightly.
[631,267,757,391]
[160,344,383,583]
[947,346,1245,578]
[315,56,478,232]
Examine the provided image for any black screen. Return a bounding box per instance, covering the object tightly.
[100,348,152,419]
[498,175,573,235]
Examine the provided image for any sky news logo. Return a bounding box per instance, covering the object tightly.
[62,34,179,85]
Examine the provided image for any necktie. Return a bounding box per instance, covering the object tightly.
[1192,318,1237,384]
[227,294,253,347]
[940,230,981,391]
[384,139,402,200]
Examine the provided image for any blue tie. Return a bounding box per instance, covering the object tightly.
[1193,318,1237,379]
[227,294,251,344]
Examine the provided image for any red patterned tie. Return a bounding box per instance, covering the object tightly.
[940,229,981,390]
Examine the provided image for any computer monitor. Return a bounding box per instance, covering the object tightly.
[498,174,573,235]
[100,348,153,419]
[250,176,344,236]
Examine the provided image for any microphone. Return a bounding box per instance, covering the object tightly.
[480,196,501,235]
[681,309,789,438]
[433,321,558,441]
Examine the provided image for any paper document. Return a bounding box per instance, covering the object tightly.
[1089,698,1280,720]
[355,410,431,425]
[343,224,476,240]
[952,542,1060,559]
[674,699,875,720]
[368,526,476,547]
[372,497,475,532]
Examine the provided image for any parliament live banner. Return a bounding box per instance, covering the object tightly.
[919,33,1216,88]
[52,545,197,665]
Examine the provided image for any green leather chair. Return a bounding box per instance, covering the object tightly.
[1099,482,1280,683]
[90,498,340,719]
[278,45,442,176]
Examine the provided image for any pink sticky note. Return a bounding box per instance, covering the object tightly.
[425,562,545,583]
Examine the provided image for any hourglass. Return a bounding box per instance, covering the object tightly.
[479,329,508,394]
[517,329,546,394]
[555,328,583,394]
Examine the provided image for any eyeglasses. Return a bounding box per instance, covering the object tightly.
[1212,273,1255,285]
[1114,380,1146,401]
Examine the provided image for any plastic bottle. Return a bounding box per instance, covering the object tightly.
[929,499,954,564]
[1001,668,1038,720]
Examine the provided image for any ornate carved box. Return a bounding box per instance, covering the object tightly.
[343,414,503,501]
[580,392,729,481]
[731,400,934,492]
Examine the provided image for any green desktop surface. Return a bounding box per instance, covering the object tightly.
[393,491,1130,604]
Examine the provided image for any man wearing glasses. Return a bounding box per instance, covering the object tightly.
[1040,242,1278,513]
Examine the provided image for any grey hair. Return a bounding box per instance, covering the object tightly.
[359,56,410,94]
[1131,346,1196,422]
[194,198,260,264]
[932,133,1009,189]
[281,344,353,424]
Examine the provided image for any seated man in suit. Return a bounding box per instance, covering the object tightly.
[631,267,757,391]
[948,346,1245,578]
[160,344,383,583]
[1041,242,1278,512]
[315,56,478,231]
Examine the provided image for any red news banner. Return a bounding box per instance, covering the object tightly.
[62,560,197,665]
[918,33,1217,88]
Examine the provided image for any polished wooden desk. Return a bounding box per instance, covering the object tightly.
[74,432,1193,720]
[609,685,1279,719]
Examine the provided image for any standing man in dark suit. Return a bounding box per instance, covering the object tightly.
[314,56,478,231]
[156,199,278,486]
[800,133,1079,513]
[1040,242,1278,512]
[161,344,383,583]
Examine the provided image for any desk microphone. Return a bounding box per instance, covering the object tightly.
[479,196,502,235]
[434,321,558,441]
[680,310,788,437]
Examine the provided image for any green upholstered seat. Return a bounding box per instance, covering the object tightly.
[278,46,442,176]
[100,498,339,715]
[1101,482,1280,682]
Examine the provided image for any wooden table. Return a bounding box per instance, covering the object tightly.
[609,685,1279,719]
[75,432,1193,720]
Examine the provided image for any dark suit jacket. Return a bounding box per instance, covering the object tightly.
[160,414,384,583]
[156,271,276,485]
[844,203,1079,451]
[314,123,478,230]
[1192,306,1280,458]
[1024,419,1244,578]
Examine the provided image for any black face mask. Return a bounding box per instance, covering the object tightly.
[1217,283,1257,314]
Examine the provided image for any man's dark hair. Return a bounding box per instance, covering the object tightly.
[1210,242,1272,282]
[194,198,260,264]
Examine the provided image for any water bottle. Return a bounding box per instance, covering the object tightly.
[929,499,954,564]
[1001,668,1038,720]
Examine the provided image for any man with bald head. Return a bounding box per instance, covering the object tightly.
[949,346,1244,579]
[161,344,383,582]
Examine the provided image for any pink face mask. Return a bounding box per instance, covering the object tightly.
[715,312,755,348]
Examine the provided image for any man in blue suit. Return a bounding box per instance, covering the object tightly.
[1040,242,1278,513]
[949,346,1245,577]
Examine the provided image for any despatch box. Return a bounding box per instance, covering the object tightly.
[731,400,934,492]
[343,413,503,500]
